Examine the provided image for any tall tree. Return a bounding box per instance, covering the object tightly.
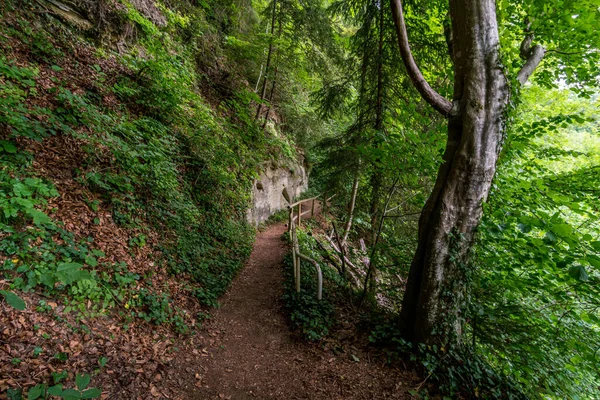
[255,0,279,120]
[391,0,600,345]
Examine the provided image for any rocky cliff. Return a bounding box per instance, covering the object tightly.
[247,161,308,226]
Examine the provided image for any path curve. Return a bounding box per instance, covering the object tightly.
[170,207,417,399]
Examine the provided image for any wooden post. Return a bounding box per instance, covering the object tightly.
[292,224,297,284]
[288,207,293,232]
[296,256,301,292]
[293,248,297,287]
[294,230,301,292]
[311,199,315,217]
[297,204,302,226]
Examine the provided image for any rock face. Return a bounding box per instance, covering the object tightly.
[39,0,166,33]
[247,162,308,227]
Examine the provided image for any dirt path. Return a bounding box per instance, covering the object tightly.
[169,208,418,399]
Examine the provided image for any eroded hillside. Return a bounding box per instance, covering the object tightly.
[0,0,324,397]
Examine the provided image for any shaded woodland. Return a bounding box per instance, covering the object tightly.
[0,0,599,398]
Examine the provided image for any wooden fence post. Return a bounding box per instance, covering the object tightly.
[296,256,301,292]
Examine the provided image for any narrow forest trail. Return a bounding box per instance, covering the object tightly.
[168,204,419,399]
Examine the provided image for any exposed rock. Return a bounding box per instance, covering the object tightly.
[128,0,167,27]
[38,0,93,30]
[247,161,308,227]
[37,0,166,33]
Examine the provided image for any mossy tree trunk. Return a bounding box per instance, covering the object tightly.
[390,0,544,345]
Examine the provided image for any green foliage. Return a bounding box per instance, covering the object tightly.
[0,0,284,327]
[4,369,100,399]
[129,290,190,334]
[6,0,598,398]
[0,56,56,141]
[471,87,600,398]
[368,319,526,399]
[498,0,600,95]
[21,373,100,400]
[281,253,334,341]
[0,290,26,310]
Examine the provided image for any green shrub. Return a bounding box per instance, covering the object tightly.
[281,253,334,341]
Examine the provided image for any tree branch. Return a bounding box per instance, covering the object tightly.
[517,44,545,85]
[390,0,453,117]
[516,31,546,86]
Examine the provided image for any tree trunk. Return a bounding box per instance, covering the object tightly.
[261,65,279,130]
[370,0,386,244]
[394,0,510,345]
[341,168,360,246]
[255,0,278,121]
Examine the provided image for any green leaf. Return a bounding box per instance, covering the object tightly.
[518,223,532,233]
[27,385,44,400]
[7,388,23,400]
[0,290,27,310]
[13,198,34,209]
[76,374,91,391]
[47,384,63,396]
[587,255,600,269]
[60,389,81,400]
[551,223,573,237]
[568,265,589,282]
[85,256,98,267]
[81,388,102,399]
[56,263,91,285]
[0,139,17,153]
[57,262,84,273]
[591,241,600,252]
[27,209,52,226]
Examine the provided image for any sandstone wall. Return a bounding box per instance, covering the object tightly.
[246,162,308,227]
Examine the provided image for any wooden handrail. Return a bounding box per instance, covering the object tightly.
[288,194,321,208]
[286,190,330,301]
[289,215,323,300]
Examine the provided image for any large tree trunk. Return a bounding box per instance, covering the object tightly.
[393,0,509,345]
[369,0,386,245]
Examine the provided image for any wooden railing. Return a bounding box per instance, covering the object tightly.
[286,192,337,300]
[288,195,319,230]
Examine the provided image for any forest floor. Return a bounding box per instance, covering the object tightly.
[165,204,421,399]
[0,204,423,400]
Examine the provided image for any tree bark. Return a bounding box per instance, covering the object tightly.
[255,0,278,121]
[370,0,385,244]
[341,168,360,246]
[390,0,453,116]
[262,65,279,130]
[392,0,510,345]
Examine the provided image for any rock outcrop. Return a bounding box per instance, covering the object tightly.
[247,161,308,227]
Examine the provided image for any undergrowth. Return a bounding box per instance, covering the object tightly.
[281,252,335,341]
[0,0,295,333]
[281,224,349,341]
[282,219,529,399]
[367,317,528,399]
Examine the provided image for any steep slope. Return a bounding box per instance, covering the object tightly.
[0,0,317,397]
